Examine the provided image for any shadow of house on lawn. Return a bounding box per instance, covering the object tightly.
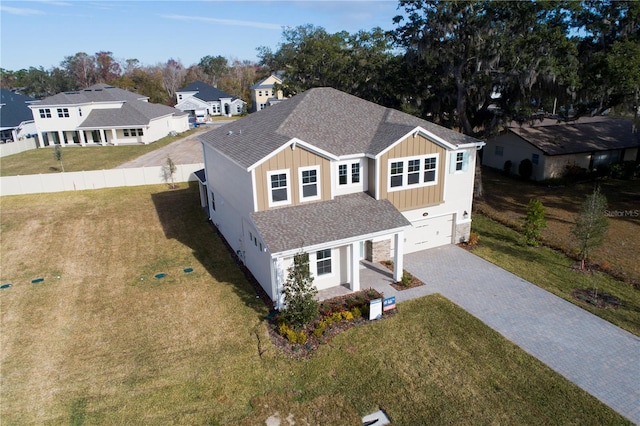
[151,182,271,318]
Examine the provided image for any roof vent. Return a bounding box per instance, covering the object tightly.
[227,131,233,135]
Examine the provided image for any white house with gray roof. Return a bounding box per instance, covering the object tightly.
[175,81,246,119]
[29,84,189,147]
[198,87,485,308]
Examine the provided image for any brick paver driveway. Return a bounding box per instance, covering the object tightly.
[403,245,640,424]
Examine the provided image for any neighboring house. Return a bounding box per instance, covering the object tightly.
[483,117,640,181]
[197,87,485,308]
[250,74,284,112]
[175,81,246,120]
[29,84,189,147]
[0,89,38,143]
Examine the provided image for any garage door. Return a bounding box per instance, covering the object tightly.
[404,214,453,253]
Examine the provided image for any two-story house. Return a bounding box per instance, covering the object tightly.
[29,84,189,147]
[250,74,284,112]
[198,87,484,308]
[175,81,246,120]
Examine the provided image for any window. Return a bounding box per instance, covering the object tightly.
[268,170,290,206]
[495,145,504,156]
[57,108,69,118]
[39,108,51,118]
[338,164,348,185]
[259,103,266,110]
[137,129,143,136]
[212,105,220,114]
[299,167,320,201]
[388,155,439,191]
[316,249,332,275]
[258,90,263,96]
[390,161,404,187]
[236,104,242,113]
[178,94,182,100]
[532,153,539,165]
[124,129,129,137]
[455,152,464,171]
[351,163,360,183]
[79,108,82,117]
[449,151,469,173]
[424,157,436,182]
[211,191,216,211]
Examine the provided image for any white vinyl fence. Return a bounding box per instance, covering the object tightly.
[0,139,38,158]
[0,163,204,196]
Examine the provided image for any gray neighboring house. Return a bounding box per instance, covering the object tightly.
[29,84,189,147]
[175,81,246,120]
[483,116,640,180]
[0,89,38,143]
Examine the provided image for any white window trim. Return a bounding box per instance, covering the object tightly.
[387,154,439,192]
[314,248,333,277]
[337,160,362,186]
[267,169,291,207]
[298,165,321,202]
[449,150,470,174]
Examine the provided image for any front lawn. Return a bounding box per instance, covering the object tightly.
[0,184,630,424]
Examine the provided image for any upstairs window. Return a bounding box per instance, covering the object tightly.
[388,155,439,191]
[449,151,470,173]
[351,163,360,183]
[455,152,464,171]
[268,170,290,207]
[338,164,348,185]
[299,166,320,201]
[57,108,69,118]
[338,161,362,186]
[39,108,51,118]
[495,145,504,156]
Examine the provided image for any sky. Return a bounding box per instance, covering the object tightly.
[0,0,402,71]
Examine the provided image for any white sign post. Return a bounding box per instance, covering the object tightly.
[369,298,382,320]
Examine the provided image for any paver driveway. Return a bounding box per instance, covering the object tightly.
[402,245,640,424]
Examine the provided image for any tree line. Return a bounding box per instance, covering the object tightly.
[2,0,638,138]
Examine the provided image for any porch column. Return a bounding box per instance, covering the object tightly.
[11,129,18,142]
[351,241,360,292]
[110,129,118,146]
[79,130,86,146]
[58,131,66,146]
[100,129,107,146]
[393,232,403,282]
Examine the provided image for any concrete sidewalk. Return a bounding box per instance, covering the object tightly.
[399,245,640,424]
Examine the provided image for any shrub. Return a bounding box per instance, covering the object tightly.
[296,330,308,345]
[401,271,413,287]
[286,328,298,343]
[341,311,354,321]
[330,311,344,323]
[518,158,533,180]
[282,252,319,329]
[350,307,362,318]
[467,231,480,246]
[522,199,547,246]
[503,160,512,175]
[313,320,327,338]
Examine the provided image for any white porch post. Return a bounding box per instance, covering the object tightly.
[110,129,118,145]
[100,129,107,146]
[79,130,86,146]
[58,131,65,146]
[393,232,404,282]
[11,129,18,142]
[351,241,360,292]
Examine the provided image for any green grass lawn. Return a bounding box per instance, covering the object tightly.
[471,214,640,336]
[0,128,201,176]
[0,184,631,424]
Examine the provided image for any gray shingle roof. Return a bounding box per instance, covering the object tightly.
[250,192,411,254]
[508,117,640,156]
[199,87,483,169]
[179,81,242,102]
[33,84,147,105]
[78,100,185,128]
[0,89,36,127]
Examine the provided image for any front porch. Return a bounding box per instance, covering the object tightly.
[316,260,398,301]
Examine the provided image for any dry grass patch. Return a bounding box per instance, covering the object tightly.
[477,167,640,285]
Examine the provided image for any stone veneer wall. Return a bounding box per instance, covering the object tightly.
[455,221,471,244]
[365,239,391,262]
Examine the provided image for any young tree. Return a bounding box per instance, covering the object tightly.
[53,145,64,172]
[282,251,318,329]
[522,199,547,246]
[572,186,609,270]
[162,156,177,188]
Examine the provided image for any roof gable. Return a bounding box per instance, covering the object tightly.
[199,87,484,169]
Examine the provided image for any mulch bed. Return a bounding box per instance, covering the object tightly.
[379,260,425,290]
[571,288,621,309]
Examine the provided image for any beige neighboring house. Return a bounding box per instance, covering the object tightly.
[483,116,640,180]
[196,87,485,308]
[29,84,189,147]
[250,74,284,112]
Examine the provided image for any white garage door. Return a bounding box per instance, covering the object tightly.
[404,214,453,253]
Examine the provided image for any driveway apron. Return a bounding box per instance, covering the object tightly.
[403,245,640,424]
